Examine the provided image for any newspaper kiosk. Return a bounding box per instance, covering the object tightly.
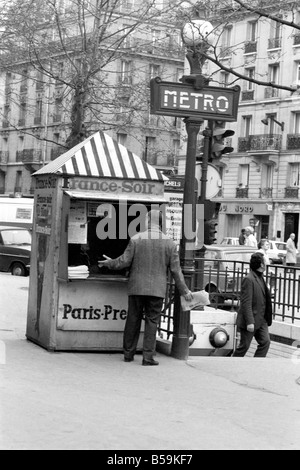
[26,131,167,351]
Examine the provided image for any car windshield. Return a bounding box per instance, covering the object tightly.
[1,229,31,246]
[275,243,286,250]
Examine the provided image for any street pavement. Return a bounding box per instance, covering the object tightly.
[0,273,300,451]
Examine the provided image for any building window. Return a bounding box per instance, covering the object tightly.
[15,171,22,193]
[269,19,282,48]
[221,25,232,55]
[238,164,249,187]
[145,136,156,163]
[149,64,160,80]
[120,61,132,85]
[19,103,26,126]
[262,164,273,189]
[152,29,162,49]
[289,163,300,187]
[269,64,279,84]
[247,21,257,42]
[123,24,133,48]
[35,100,43,124]
[294,112,300,133]
[220,71,229,87]
[246,68,255,90]
[242,115,252,137]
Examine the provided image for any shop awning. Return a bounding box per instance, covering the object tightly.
[34,131,167,182]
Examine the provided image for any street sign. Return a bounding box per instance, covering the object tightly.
[150,77,240,121]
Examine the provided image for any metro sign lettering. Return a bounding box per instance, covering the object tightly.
[150,77,240,122]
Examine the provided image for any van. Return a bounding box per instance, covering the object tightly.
[0,226,31,276]
[0,197,33,230]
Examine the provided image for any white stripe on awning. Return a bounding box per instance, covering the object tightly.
[33,131,167,182]
[64,190,167,203]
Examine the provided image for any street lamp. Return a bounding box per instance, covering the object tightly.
[171,18,214,360]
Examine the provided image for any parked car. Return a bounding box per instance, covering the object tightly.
[195,245,257,306]
[0,226,31,276]
[267,240,287,265]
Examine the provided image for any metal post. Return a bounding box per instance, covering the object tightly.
[196,125,211,292]
[171,117,202,360]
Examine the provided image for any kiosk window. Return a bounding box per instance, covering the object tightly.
[67,200,150,278]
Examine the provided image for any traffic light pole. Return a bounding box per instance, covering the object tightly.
[196,124,212,292]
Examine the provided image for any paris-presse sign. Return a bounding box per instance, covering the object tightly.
[150,77,240,122]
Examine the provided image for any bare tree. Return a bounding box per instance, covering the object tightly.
[0,0,186,152]
[180,0,300,93]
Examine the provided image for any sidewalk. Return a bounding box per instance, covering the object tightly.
[1,274,300,450]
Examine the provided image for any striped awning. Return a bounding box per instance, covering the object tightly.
[34,131,166,181]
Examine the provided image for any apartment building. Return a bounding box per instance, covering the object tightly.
[207,2,300,245]
[0,0,185,197]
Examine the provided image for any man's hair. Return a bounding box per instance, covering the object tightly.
[250,252,264,271]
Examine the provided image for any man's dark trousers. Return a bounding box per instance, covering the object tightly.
[124,295,163,361]
[233,321,271,357]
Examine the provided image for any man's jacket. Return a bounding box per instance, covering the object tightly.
[106,226,189,298]
[236,270,273,330]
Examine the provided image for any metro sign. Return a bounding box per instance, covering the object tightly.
[150,77,240,122]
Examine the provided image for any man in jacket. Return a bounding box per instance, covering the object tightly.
[98,210,193,366]
[286,233,297,270]
[233,252,273,358]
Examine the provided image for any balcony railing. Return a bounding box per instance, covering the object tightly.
[236,187,249,198]
[287,134,300,150]
[268,37,281,49]
[285,187,299,198]
[260,188,273,198]
[34,116,42,125]
[244,41,257,54]
[2,121,10,129]
[241,90,254,101]
[264,87,279,99]
[0,151,9,164]
[238,134,282,152]
[18,118,25,127]
[16,149,42,163]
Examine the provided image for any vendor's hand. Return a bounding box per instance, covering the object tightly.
[98,254,112,268]
[247,324,255,333]
[184,291,193,302]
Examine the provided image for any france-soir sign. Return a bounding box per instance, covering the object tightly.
[150,77,240,122]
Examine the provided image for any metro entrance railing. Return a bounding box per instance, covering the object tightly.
[158,261,300,340]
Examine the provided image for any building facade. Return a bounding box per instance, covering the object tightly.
[0,0,185,197]
[207,1,300,245]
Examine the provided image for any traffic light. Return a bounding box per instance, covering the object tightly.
[211,123,235,159]
[204,219,218,245]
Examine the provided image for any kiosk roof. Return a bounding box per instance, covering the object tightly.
[34,131,167,181]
